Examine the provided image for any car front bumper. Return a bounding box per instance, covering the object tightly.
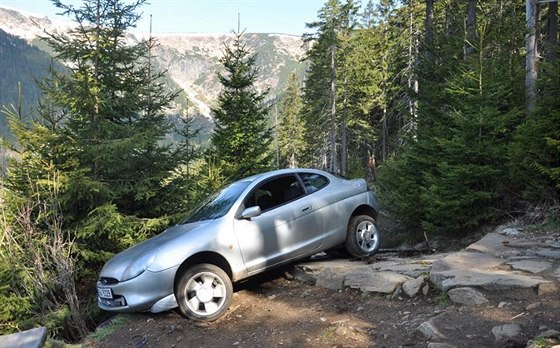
[97,265,179,313]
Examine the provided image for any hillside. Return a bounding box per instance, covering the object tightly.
[0,28,66,138]
[0,6,308,140]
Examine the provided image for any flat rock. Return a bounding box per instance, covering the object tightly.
[529,248,560,260]
[373,259,433,278]
[299,259,372,274]
[447,287,489,305]
[431,251,506,273]
[430,252,547,291]
[0,327,47,348]
[507,260,552,274]
[466,233,522,258]
[345,271,410,294]
[499,227,522,236]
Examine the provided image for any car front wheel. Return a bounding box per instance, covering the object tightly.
[176,263,233,321]
[345,215,380,257]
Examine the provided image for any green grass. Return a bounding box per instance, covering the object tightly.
[527,337,556,348]
[88,314,130,342]
[43,340,82,348]
[435,292,450,307]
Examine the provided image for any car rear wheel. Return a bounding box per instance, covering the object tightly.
[345,215,380,257]
[176,263,233,321]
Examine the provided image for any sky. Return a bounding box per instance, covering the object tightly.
[0,0,351,36]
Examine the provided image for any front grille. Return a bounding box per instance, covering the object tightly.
[99,277,119,285]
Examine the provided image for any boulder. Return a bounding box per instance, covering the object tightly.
[491,324,522,345]
[0,327,47,348]
[345,271,410,294]
[538,282,559,296]
[402,276,425,297]
[315,267,344,290]
[416,319,446,340]
[447,287,489,305]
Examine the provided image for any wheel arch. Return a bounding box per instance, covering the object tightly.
[174,252,233,290]
[350,204,378,221]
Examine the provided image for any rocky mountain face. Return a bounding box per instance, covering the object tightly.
[150,32,307,119]
[0,6,308,133]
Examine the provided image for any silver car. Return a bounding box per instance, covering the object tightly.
[97,168,380,321]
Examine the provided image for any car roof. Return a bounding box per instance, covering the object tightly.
[239,168,330,183]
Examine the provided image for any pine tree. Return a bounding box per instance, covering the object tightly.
[210,30,272,180]
[378,0,527,236]
[302,0,359,173]
[277,73,305,168]
[1,0,194,337]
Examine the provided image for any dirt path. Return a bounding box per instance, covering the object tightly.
[93,266,559,348]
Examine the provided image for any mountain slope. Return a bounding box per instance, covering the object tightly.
[0,28,66,137]
[0,6,308,135]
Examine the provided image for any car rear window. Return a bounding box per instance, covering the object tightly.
[299,173,329,193]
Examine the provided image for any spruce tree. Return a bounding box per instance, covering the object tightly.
[210,30,272,180]
[1,3,193,334]
[278,72,305,168]
[302,0,359,173]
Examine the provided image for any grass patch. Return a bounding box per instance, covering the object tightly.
[435,292,450,307]
[320,325,337,341]
[88,314,130,343]
[527,337,557,348]
[43,340,82,348]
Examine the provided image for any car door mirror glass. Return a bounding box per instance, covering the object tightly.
[241,206,262,219]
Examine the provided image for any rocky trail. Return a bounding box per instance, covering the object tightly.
[94,225,560,348]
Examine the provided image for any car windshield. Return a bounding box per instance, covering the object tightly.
[181,181,251,223]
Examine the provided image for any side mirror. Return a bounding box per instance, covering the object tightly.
[241,206,262,219]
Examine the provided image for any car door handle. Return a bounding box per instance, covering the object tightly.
[301,205,311,212]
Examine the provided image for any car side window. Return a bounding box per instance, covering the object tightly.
[248,175,305,212]
[299,173,329,194]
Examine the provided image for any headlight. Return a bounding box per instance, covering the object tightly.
[121,252,156,281]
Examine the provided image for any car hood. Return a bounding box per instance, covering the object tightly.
[99,220,211,281]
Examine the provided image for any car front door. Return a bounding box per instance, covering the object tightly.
[233,174,324,274]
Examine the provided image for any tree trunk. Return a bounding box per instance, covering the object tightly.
[341,88,347,176]
[329,44,338,174]
[425,0,435,61]
[465,0,477,59]
[546,1,558,63]
[407,7,419,139]
[526,0,538,112]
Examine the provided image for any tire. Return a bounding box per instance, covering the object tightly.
[345,215,381,258]
[175,263,233,321]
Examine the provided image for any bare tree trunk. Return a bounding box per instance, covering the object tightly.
[329,44,338,174]
[425,0,435,61]
[465,0,477,59]
[526,0,538,111]
[546,1,558,63]
[340,75,348,176]
[407,7,419,139]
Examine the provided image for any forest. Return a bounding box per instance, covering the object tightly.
[0,0,558,342]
